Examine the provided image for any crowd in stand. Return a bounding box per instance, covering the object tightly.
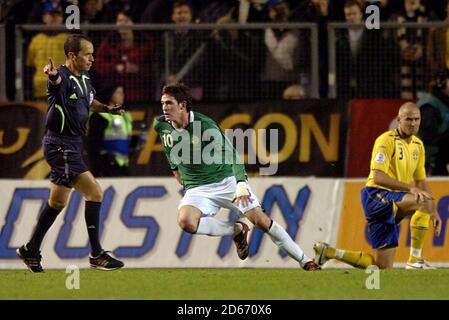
[1,0,449,175]
[1,0,449,102]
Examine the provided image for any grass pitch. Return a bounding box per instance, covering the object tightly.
[1,268,448,300]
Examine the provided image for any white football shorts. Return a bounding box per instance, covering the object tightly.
[178,176,261,217]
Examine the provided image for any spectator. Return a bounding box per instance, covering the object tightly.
[100,0,146,22]
[392,0,431,99]
[80,0,103,24]
[26,3,69,99]
[336,0,392,98]
[292,0,333,97]
[206,7,265,100]
[283,83,306,99]
[87,83,133,177]
[261,0,305,99]
[194,0,237,23]
[159,0,208,100]
[426,0,449,77]
[417,70,449,176]
[79,0,104,47]
[292,0,334,21]
[27,0,69,24]
[238,0,270,23]
[140,0,174,23]
[94,10,154,104]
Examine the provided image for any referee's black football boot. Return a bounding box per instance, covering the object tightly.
[16,245,44,273]
[90,250,124,271]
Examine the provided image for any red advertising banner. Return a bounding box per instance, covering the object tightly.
[346,99,410,177]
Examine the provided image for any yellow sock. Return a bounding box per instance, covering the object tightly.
[408,211,430,263]
[326,247,375,269]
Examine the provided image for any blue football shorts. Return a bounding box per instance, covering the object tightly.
[360,186,407,249]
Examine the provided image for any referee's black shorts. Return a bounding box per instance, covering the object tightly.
[43,131,88,187]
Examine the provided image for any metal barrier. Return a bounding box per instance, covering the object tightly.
[328,22,449,99]
[15,23,319,102]
[0,24,5,100]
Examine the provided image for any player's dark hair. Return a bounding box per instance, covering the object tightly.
[64,34,92,57]
[162,82,193,111]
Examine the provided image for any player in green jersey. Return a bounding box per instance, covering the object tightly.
[154,82,320,270]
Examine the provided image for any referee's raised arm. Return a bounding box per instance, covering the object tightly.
[43,57,61,85]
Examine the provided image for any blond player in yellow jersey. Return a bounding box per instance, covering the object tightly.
[314,102,442,269]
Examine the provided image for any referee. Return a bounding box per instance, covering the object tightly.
[17,34,125,272]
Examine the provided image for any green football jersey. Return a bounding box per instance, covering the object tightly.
[153,111,247,189]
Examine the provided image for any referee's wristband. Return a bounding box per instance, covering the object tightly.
[48,73,60,81]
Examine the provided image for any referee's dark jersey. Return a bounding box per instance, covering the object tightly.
[43,65,95,186]
[46,65,94,136]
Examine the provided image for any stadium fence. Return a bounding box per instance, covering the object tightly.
[14,23,319,102]
[328,21,449,99]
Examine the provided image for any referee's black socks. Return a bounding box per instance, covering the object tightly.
[27,202,62,252]
[85,201,103,257]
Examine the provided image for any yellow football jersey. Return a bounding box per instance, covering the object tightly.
[366,129,426,190]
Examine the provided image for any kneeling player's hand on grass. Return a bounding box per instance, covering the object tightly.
[233,181,252,207]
